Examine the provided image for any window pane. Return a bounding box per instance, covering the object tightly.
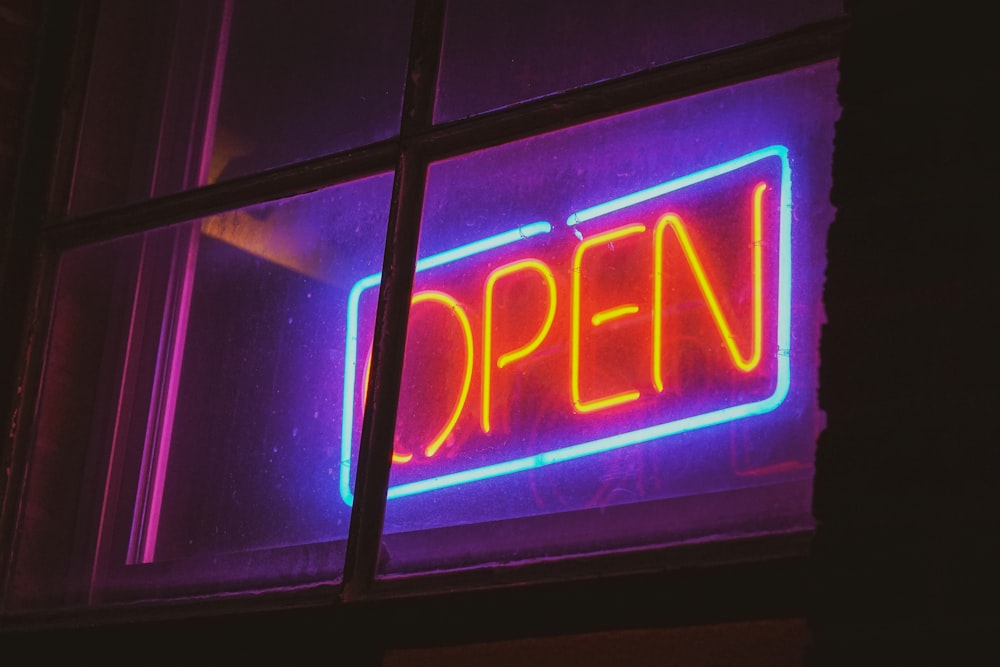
[363,62,839,575]
[435,0,843,122]
[70,0,413,214]
[207,0,415,184]
[8,173,393,609]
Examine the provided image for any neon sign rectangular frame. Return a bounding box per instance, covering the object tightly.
[341,145,791,506]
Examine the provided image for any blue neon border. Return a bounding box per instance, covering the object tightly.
[340,145,791,506]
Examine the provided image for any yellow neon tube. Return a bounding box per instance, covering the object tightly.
[410,291,475,458]
[591,304,639,327]
[571,224,646,414]
[653,182,765,391]
[481,259,557,433]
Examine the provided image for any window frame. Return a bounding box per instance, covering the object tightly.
[0,0,848,638]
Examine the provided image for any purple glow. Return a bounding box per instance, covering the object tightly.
[102,172,394,579]
[375,62,837,574]
[130,229,201,564]
[342,147,791,505]
[436,0,844,122]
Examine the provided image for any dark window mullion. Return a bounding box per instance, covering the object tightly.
[341,0,446,602]
[43,138,400,251]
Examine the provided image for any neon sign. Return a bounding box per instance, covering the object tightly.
[341,145,792,506]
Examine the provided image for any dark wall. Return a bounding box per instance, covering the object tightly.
[0,0,43,540]
[0,0,41,214]
[811,0,1000,662]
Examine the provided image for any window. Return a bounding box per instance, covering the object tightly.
[2,1,844,613]
[378,65,838,575]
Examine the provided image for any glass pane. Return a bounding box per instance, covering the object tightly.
[362,62,840,575]
[8,173,393,609]
[70,0,413,214]
[206,0,415,184]
[435,0,844,122]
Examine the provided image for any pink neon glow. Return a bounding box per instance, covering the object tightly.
[481,259,557,433]
[382,177,781,478]
[198,0,234,186]
[136,230,201,564]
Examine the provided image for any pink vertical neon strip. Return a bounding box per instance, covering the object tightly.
[133,3,233,564]
[198,0,233,187]
[137,230,201,564]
